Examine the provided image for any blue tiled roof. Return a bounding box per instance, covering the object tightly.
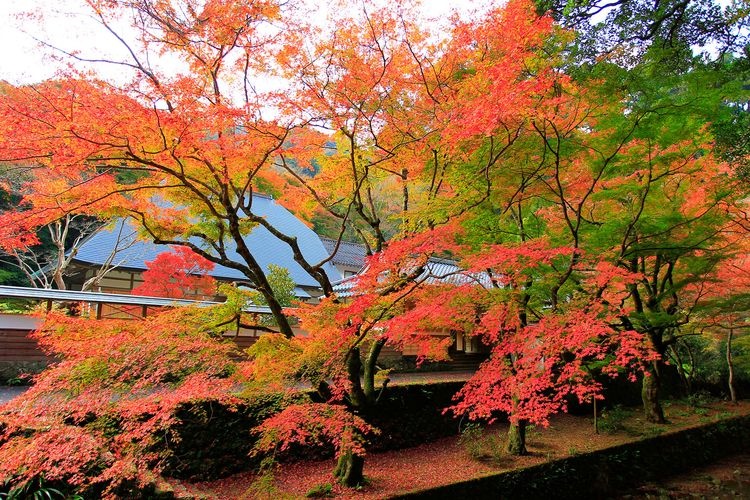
[74,194,340,288]
[320,237,367,269]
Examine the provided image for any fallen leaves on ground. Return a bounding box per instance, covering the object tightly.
[175,400,750,499]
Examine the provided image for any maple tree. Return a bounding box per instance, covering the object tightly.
[0,301,248,497]
[440,246,654,454]
[571,60,749,422]
[253,403,378,486]
[327,226,656,455]
[419,6,749,423]
[132,245,217,299]
[246,225,461,484]
[0,162,116,289]
[535,0,750,415]
[245,0,577,480]
[0,0,748,493]
[689,246,750,402]
[0,0,344,337]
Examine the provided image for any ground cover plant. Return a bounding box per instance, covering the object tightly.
[0,0,749,495]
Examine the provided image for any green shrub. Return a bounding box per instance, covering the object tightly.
[366,382,464,451]
[0,475,82,500]
[305,482,334,498]
[458,423,486,460]
[0,362,47,386]
[458,423,506,462]
[150,392,302,480]
[686,390,715,408]
[598,405,632,434]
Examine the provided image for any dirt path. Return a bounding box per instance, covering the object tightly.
[0,386,28,405]
[617,451,750,499]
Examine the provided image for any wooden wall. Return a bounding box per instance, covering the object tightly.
[0,327,262,363]
[0,329,49,362]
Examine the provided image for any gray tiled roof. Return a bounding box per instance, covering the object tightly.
[332,257,492,297]
[320,237,367,269]
[74,194,340,288]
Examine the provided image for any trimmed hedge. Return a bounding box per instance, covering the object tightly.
[152,381,465,481]
[367,381,464,451]
[149,392,295,480]
[393,414,750,499]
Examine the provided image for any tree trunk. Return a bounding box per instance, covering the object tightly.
[727,328,737,403]
[593,396,599,435]
[670,344,691,396]
[642,362,665,423]
[334,340,387,488]
[262,289,295,338]
[346,347,367,409]
[52,219,68,290]
[333,347,369,487]
[363,338,386,402]
[506,420,528,455]
[333,449,365,487]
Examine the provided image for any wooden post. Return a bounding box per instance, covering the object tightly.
[142,305,148,318]
[95,303,103,320]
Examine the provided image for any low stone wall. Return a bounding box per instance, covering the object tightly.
[394,414,750,499]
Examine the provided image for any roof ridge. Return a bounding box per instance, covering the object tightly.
[319,236,365,246]
[428,256,459,265]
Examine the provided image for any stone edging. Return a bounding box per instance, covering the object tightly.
[393,413,750,499]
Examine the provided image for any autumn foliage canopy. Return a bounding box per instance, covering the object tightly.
[0,0,749,494]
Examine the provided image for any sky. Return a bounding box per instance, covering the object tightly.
[0,0,491,86]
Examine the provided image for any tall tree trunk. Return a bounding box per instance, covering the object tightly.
[505,359,528,455]
[334,339,387,487]
[334,346,368,487]
[642,361,665,423]
[363,338,386,402]
[346,347,367,409]
[506,419,528,455]
[727,328,737,403]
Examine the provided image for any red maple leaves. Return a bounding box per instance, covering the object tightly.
[132,246,217,299]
